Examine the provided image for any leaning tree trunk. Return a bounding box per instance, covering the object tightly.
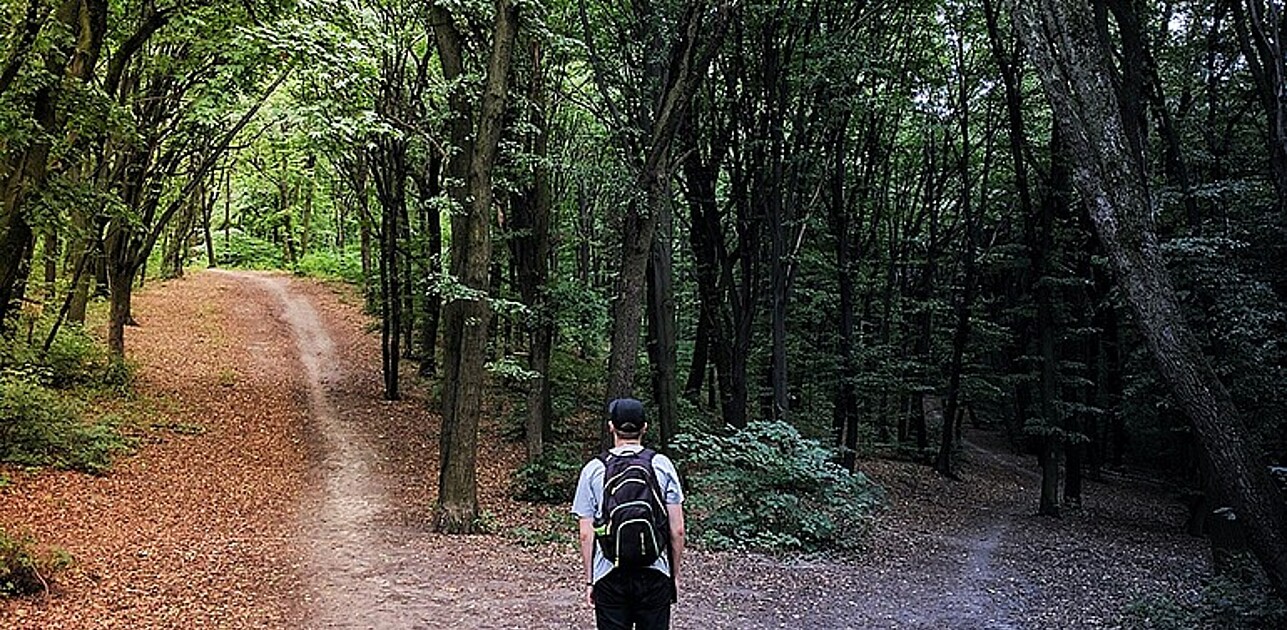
[1018,0,1287,596]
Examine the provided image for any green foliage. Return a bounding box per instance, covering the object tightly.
[0,527,72,597]
[671,421,881,553]
[296,249,364,284]
[508,510,576,547]
[513,444,584,504]
[1122,571,1287,630]
[216,230,287,269]
[0,324,108,390]
[0,375,131,475]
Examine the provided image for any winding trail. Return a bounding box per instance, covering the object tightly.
[246,272,584,629]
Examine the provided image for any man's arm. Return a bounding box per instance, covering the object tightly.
[579,517,596,607]
[667,503,686,594]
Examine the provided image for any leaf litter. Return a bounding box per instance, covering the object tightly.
[0,270,1208,629]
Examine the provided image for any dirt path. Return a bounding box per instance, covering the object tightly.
[1,271,1209,629]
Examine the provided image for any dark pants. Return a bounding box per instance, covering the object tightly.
[592,567,673,630]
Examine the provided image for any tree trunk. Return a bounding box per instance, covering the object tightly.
[67,222,93,325]
[372,136,406,401]
[646,181,679,450]
[1020,0,1287,595]
[509,42,555,462]
[606,196,656,402]
[684,314,709,403]
[433,0,518,534]
[415,151,443,377]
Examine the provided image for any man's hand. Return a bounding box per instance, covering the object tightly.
[585,584,595,608]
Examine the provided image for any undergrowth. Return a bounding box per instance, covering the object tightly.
[672,420,882,553]
[1122,559,1287,630]
[512,444,583,504]
[0,323,134,474]
[0,527,72,597]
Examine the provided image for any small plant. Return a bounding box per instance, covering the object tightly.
[513,445,584,504]
[0,375,132,474]
[1121,564,1287,630]
[473,509,500,534]
[510,511,576,547]
[41,325,109,388]
[0,527,73,597]
[672,420,882,553]
[296,250,364,284]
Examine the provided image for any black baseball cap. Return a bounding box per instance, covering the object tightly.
[608,398,646,432]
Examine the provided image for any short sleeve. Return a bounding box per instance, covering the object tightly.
[571,460,602,519]
[653,454,684,505]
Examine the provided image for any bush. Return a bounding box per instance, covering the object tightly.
[671,420,881,553]
[0,322,112,391]
[513,444,585,504]
[0,527,72,597]
[39,325,109,389]
[0,375,130,474]
[216,231,285,269]
[296,249,364,284]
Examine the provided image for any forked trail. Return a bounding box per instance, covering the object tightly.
[0,271,1206,629]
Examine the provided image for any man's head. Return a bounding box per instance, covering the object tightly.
[607,398,646,440]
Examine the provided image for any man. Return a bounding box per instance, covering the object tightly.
[572,398,686,630]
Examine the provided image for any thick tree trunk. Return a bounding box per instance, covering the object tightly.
[1020,0,1287,595]
[606,196,657,404]
[105,265,133,358]
[433,0,518,534]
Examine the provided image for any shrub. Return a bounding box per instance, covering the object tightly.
[0,322,111,390]
[40,325,109,388]
[216,231,285,269]
[296,249,364,284]
[513,444,585,504]
[0,527,72,597]
[0,375,130,474]
[671,420,881,553]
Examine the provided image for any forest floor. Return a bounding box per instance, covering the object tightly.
[0,270,1208,629]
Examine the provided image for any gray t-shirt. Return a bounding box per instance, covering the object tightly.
[571,445,684,583]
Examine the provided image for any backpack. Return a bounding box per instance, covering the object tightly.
[594,448,670,568]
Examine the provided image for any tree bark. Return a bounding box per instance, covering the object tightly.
[433,0,519,534]
[413,151,443,377]
[646,180,679,449]
[509,39,555,462]
[0,0,107,332]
